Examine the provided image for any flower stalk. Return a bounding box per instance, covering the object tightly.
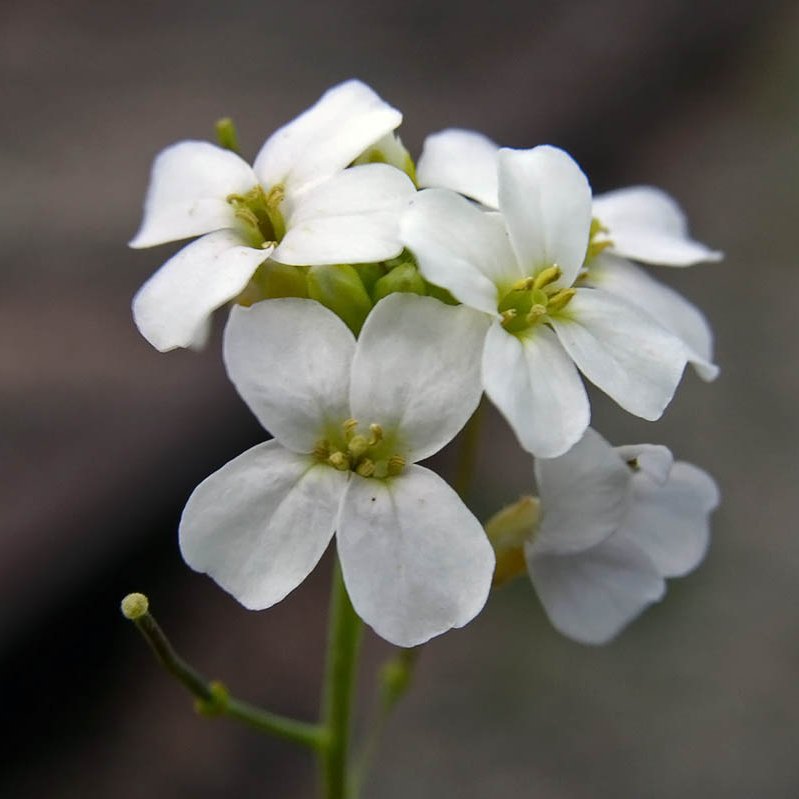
[319,558,363,799]
[120,592,325,750]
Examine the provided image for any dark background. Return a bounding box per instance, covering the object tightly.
[2,1,798,796]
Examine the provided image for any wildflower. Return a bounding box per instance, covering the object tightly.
[403,145,687,457]
[486,428,719,645]
[416,129,721,380]
[179,294,494,647]
[130,80,414,351]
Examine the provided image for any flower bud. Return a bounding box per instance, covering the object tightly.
[307,264,373,335]
[484,496,540,587]
[237,261,309,306]
[372,262,427,302]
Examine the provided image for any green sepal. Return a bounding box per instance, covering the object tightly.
[307,264,373,336]
[372,262,427,302]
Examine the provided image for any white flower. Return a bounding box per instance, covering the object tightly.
[527,428,719,645]
[130,79,415,352]
[417,128,722,265]
[178,293,494,647]
[415,129,721,380]
[402,145,688,458]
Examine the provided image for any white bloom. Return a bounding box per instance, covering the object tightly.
[416,129,720,380]
[417,129,722,265]
[403,145,688,457]
[527,428,719,645]
[130,79,414,351]
[178,293,494,647]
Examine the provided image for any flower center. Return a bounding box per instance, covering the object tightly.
[227,185,286,249]
[498,265,576,334]
[314,419,406,479]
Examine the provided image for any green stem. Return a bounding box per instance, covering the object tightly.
[351,647,421,798]
[319,558,363,799]
[121,593,324,750]
[454,399,484,499]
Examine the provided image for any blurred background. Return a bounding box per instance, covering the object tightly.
[2,0,798,796]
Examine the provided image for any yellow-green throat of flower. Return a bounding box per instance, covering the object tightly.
[314,419,405,478]
[498,265,575,334]
[227,184,287,249]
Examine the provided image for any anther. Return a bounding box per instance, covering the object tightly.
[355,459,376,478]
[368,423,383,445]
[532,265,562,290]
[525,304,547,324]
[547,288,576,312]
[511,277,535,292]
[313,439,330,460]
[342,418,359,439]
[328,451,351,471]
[387,455,406,476]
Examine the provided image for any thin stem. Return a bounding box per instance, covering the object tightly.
[351,647,421,798]
[121,593,324,751]
[319,558,363,799]
[453,398,484,499]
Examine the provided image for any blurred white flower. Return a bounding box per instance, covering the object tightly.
[416,128,721,380]
[527,428,719,645]
[130,79,414,351]
[179,293,494,647]
[403,145,687,457]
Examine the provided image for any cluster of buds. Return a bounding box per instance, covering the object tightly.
[131,80,719,647]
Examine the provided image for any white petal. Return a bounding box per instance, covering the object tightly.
[350,295,489,462]
[592,186,723,266]
[588,254,718,380]
[482,322,589,458]
[533,428,631,555]
[253,79,401,195]
[179,441,347,610]
[527,534,664,645]
[223,299,355,452]
[551,288,687,421]
[129,141,256,248]
[272,164,415,266]
[614,443,674,484]
[401,189,521,314]
[132,230,269,352]
[619,461,719,578]
[416,129,500,208]
[497,146,592,287]
[337,466,494,647]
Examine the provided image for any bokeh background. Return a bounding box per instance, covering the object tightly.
[3,1,798,796]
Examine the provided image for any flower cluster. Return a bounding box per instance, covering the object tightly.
[132,79,720,646]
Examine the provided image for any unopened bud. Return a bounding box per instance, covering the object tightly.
[237,261,309,306]
[121,592,149,620]
[307,264,373,335]
[372,262,426,303]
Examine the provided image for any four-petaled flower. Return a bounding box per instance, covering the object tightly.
[130,80,415,352]
[416,128,722,380]
[179,293,494,647]
[403,145,689,457]
[525,428,719,644]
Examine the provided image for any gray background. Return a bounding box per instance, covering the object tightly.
[2,1,798,796]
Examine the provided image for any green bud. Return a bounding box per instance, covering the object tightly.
[356,262,387,295]
[120,592,149,620]
[425,283,459,306]
[215,117,240,153]
[372,263,426,302]
[307,264,374,335]
[237,261,309,306]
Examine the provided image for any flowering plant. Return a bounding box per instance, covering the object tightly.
[122,79,720,798]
